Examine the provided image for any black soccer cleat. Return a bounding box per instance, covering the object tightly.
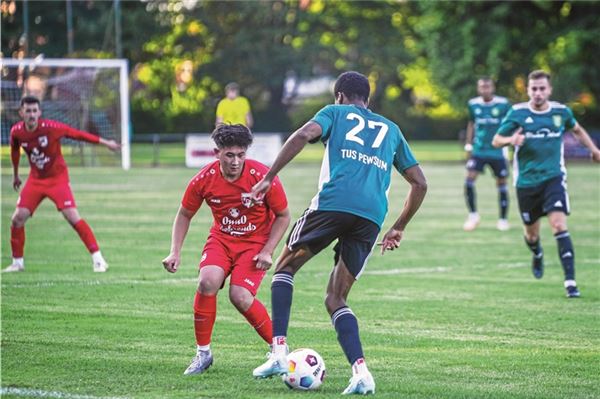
[565,285,581,298]
[531,253,544,279]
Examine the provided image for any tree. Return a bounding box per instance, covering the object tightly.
[409,1,600,125]
[135,0,420,133]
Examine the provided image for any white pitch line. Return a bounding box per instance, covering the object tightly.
[495,262,528,269]
[3,277,198,289]
[363,266,451,275]
[3,257,598,289]
[0,387,129,399]
[307,266,452,278]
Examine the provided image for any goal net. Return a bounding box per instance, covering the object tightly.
[1,58,130,169]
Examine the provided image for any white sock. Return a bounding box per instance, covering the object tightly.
[12,257,24,267]
[91,251,104,263]
[352,358,369,376]
[272,336,287,356]
[564,280,577,288]
[197,344,210,353]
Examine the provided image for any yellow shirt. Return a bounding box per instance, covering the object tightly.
[215,96,251,126]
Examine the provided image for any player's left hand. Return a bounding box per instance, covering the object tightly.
[510,128,525,146]
[13,175,22,191]
[378,228,403,255]
[591,149,600,163]
[253,251,273,271]
[104,139,121,152]
[162,253,180,273]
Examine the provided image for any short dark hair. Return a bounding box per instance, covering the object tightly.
[334,71,370,102]
[528,70,551,82]
[20,96,41,107]
[225,82,239,92]
[478,76,494,83]
[211,123,253,149]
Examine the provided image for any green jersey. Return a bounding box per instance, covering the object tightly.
[468,96,511,159]
[310,104,418,228]
[497,101,577,188]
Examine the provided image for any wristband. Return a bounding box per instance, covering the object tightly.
[464,143,473,152]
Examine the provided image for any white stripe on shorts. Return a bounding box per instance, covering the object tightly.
[288,209,314,249]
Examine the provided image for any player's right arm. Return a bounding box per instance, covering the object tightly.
[492,109,523,148]
[215,100,225,126]
[251,121,322,200]
[9,127,22,191]
[162,205,197,273]
[163,174,204,273]
[464,121,474,156]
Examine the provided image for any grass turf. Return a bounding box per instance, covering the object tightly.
[1,161,599,398]
[1,140,466,170]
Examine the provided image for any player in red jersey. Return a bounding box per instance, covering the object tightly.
[162,124,290,376]
[4,96,120,273]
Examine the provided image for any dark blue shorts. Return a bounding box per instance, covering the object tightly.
[286,210,380,279]
[516,175,570,225]
[466,156,508,178]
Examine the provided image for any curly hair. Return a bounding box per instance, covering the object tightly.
[211,123,253,149]
[334,71,370,103]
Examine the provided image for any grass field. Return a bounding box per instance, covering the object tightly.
[1,140,465,169]
[1,161,599,399]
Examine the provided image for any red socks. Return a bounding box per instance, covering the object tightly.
[193,292,217,346]
[11,221,98,258]
[73,220,99,253]
[10,225,25,258]
[242,299,273,344]
[193,293,272,346]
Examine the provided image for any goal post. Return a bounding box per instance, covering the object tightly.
[1,58,130,170]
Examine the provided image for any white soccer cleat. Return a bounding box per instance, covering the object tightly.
[342,372,376,395]
[253,351,288,378]
[463,213,480,231]
[3,263,24,273]
[92,251,109,273]
[183,350,213,375]
[496,219,510,231]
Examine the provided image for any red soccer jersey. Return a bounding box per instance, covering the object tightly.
[10,119,101,181]
[182,159,288,244]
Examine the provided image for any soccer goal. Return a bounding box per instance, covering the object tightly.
[1,58,130,170]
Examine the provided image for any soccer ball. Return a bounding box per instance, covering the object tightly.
[282,348,326,390]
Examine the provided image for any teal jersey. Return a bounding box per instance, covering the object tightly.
[468,96,511,159]
[310,104,418,227]
[497,101,577,188]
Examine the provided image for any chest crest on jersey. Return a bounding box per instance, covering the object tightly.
[229,208,241,218]
[552,115,562,128]
[241,192,255,208]
[38,135,48,147]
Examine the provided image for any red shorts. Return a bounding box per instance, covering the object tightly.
[199,235,267,296]
[17,178,76,215]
